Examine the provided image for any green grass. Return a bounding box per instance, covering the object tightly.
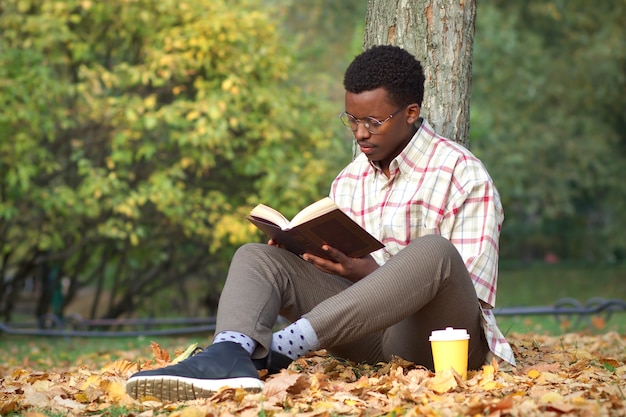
[495,262,626,335]
[0,335,208,370]
[497,262,626,306]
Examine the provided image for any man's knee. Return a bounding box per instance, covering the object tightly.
[233,242,272,260]
[418,234,458,253]
[407,234,463,264]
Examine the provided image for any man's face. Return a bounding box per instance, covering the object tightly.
[344,88,418,174]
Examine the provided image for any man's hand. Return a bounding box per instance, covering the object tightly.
[268,239,281,248]
[302,245,379,282]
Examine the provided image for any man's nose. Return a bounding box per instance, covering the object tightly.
[353,122,371,139]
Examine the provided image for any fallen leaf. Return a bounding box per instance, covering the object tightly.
[264,371,310,402]
[178,406,207,417]
[591,315,606,330]
[0,400,19,414]
[426,370,458,393]
[101,378,132,403]
[539,391,564,404]
[22,385,51,408]
[150,341,171,365]
[171,343,200,364]
[527,369,541,379]
[100,359,139,377]
[2,331,625,416]
[50,396,86,413]
[487,395,514,413]
[545,402,576,413]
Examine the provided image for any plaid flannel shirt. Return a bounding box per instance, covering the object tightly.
[330,119,516,366]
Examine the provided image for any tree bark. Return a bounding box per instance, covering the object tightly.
[364,0,476,147]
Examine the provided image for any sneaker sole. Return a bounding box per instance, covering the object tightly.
[125,375,264,402]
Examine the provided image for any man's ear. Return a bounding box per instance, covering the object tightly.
[406,103,421,124]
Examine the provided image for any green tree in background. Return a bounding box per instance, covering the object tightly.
[0,0,347,320]
[470,0,626,261]
[271,0,367,100]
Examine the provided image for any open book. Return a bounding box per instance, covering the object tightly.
[247,197,384,259]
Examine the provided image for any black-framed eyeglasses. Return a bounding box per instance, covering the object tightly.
[338,105,407,135]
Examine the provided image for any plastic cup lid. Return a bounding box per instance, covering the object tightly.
[429,327,470,341]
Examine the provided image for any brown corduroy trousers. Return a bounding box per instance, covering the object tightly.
[215,234,490,370]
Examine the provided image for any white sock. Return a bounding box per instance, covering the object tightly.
[212,331,256,355]
[271,318,320,360]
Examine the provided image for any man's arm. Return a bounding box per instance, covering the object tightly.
[439,178,504,308]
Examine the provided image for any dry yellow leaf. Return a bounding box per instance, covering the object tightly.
[480,381,503,391]
[100,359,139,377]
[80,374,103,391]
[482,364,496,377]
[426,370,458,394]
[138,395,162,403]
[179,406,206,417]
[101,379,129,402]
[31,379,54,393]
[74,392,90,403]
[171,343,199,364]
[540,391,564,403]
[527,369,541,379]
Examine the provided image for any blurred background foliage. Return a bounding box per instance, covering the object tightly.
[0,0,624,321]
[470,0,626,262]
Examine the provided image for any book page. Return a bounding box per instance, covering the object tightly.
[289,197,338,228]
[249,204,290,229]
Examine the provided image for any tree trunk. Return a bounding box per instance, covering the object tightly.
[364,0,476,147]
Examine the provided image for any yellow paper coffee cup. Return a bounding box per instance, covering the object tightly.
[429,327,470,380]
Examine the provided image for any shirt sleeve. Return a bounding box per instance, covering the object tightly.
[439,175,504,309]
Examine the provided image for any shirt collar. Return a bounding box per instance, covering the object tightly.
[368,118,435,177]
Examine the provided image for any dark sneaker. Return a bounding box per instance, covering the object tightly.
[252,349,293,374]
[126,341,263,402]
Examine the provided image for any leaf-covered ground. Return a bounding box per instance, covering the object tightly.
[1,331,624,416]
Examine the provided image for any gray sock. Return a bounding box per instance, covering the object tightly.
[213,331,256,355]
[271,318,320,360]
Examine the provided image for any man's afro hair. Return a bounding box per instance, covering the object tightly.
[343,45,425,107]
